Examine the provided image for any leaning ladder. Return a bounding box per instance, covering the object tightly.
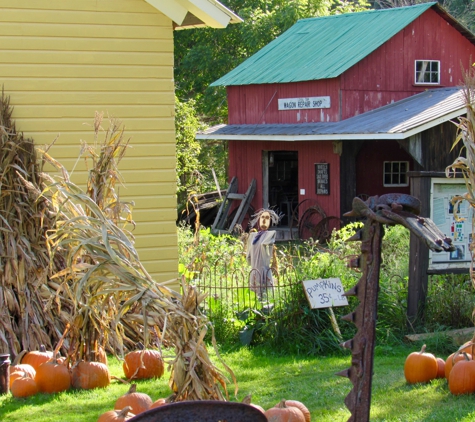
[211,177,256,235]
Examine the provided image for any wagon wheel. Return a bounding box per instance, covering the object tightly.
[289,199,310,240]
[298,205,327,241]
[315,216,342,242]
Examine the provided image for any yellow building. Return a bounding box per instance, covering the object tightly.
[0,0,240,283]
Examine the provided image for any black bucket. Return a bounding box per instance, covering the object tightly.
[0,354,10,395]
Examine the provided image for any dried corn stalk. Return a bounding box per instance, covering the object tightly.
[0,92,236,401]
[0,89,69,355]
[446,65,475,347]
[446,66,475,286]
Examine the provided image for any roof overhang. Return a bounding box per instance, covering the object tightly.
[145,0,242,29]
[196,88,467,142]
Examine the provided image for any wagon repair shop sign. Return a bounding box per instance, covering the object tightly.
[278,96,330,110]
[302,277,348,309]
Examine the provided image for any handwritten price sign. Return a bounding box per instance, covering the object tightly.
[302,278,348,309]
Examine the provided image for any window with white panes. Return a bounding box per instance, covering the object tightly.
[415,60,440,84]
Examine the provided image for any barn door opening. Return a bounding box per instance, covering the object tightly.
[265,151,298,227]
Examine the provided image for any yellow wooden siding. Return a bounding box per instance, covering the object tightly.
[0,0,179,283]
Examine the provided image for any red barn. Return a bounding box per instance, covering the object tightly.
[197,2,475,240]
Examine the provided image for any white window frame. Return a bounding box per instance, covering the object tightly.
[414,60,440,85]
[383,161,409,187]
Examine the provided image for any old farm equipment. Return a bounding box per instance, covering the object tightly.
[298,202,341,242]
[339,193,454,421]
[180,189,227,228]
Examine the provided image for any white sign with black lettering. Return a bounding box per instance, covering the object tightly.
[278,96,330,110]
[302,277,348,309]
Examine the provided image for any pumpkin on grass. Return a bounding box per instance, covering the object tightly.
[115,384,153,415]
[71,361,110,390]
[404,344,438,384]
[449,353,475,395]
[459,341,475,356]
[435,357,445,379]
[273,400,311,422]
[150,394,176,410]
[21,345,53,371]
[35,357,71,394]
[265,399,306,422]
[9,364,36,388]
[150,397,167,410]
[123,346,164,380]
[445,352,471,380]
[242,394,265,414]
[10,374,39,398]
[97,406,135,422]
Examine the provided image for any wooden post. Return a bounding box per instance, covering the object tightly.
[407,172,432,326]
[408,171,470,326]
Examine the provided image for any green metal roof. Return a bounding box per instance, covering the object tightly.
[211,3,437,86]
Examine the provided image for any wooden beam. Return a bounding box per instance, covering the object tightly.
[405,327,475,346]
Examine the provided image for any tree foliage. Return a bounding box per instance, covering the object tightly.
[175,96,229,209]
[175,96,203,206]
[371,0,475,32]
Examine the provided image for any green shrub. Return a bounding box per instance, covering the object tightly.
[425,273,475,330]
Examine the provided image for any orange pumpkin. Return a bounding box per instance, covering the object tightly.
[404,344,438,384]
[445,352,471,380]
[459,341,475,355]
[123,348,164,380]
[242,394,265,414]
[35,357,71,394]
[9,363,36,377]
[150,398,168,409]
[435,357,446,379]
[71,361,110,390]
[10,374,39,398]
[97,406,135,422]
[274,400,311,422]
[265,399,306,422]
[115,384,153,415]
[9,364,36,388]
[449,353,475,395]
[21,345,53,371]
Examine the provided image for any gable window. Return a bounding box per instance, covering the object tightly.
[383,161,409,187]
[415,60,440,84]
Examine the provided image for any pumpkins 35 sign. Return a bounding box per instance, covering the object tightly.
[302,278,348,309]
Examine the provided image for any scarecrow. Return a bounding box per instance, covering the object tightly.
[246,208,281,298]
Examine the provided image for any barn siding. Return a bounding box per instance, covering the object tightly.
[228,140,340,221]
[227,79,341,124]
[406,121,459,171]
[341,8,475,118]
[355,140,413,197]
[0,0,178,282]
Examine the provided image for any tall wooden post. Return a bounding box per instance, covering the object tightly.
[407,171,433,326]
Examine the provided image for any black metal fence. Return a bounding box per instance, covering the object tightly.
[191,257,305,327]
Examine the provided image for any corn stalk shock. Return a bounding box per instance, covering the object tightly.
[338,194,454,421]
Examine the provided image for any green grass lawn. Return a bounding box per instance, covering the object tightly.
[1,344,475,421]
